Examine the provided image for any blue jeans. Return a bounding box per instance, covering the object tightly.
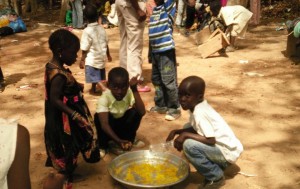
[151,49,180,112]
[71,0,83,28]
[183,139,229,181]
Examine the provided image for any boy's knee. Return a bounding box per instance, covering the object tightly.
[182,139,194,153]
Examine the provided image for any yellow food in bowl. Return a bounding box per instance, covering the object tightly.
[115,161,182,185]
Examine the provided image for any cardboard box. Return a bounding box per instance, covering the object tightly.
[198,28,230,58]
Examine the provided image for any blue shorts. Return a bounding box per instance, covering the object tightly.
[85,65,106,83]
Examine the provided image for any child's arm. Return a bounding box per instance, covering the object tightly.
[7,124,31,189]
[80,50,88,69]
[129,76,146,116]
[166,127,193,141]
[50,75,89,127]
[167,126,216,151]
[106,45,112,62]
[129,0,146,22]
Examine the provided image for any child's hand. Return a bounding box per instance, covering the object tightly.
[166,130,177,141]
[107,55,112,62]
[129,75,139,87]
[72,112,89,127]
[174,135,185,151]
[137,9,146,22]
[119,140,132,151]
[79,60,85,69]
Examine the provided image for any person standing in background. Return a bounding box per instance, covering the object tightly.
[115,0,151,92]
[175,0,186,28]
[70,0,84,29]
[148,0,181,121]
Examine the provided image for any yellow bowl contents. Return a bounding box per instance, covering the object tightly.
[118,161,180,185]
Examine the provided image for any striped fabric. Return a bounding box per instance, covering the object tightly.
[149,0,176,53]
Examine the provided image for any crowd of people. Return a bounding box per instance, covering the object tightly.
[0,0,261,188]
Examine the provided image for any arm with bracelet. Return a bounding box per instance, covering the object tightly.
[50,75,88,127]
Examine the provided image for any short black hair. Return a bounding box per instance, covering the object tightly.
[84,5,98,23]
[209,0,222,17]
[48,29,80,54]
[108,67,129,83]
[181,76,206,97]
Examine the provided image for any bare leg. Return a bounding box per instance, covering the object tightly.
[43,172,65,189]
[97,81,107,92]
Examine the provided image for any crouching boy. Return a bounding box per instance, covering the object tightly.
[166,76,243,188]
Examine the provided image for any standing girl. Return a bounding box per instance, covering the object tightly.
[44,29,100,188]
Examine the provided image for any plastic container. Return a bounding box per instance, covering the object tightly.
[0,16,9,28]
[149,141,174,152]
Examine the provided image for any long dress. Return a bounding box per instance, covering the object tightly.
[44,63,99,187]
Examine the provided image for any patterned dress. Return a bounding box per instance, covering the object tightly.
[44,63,99,188]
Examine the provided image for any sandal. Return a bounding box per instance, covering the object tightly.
[137,85,151,92]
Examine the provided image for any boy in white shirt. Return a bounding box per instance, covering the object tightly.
[166,76,243,188]
[80,5,112,94]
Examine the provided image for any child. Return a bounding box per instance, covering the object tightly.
[148,0,181,121]
[0,118,31,189]
[209,0,253,52]
[80,5,112,94]
[166,76,243,188]
[94,67,146,157]
[45,29,100,188]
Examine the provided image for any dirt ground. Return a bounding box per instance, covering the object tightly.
[0,11,300,189]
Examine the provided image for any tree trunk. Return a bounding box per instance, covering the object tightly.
[59,0,68,24]
[11,0,22,15]
[250,0,261,25]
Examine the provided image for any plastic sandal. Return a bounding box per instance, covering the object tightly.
[137,85,151,92]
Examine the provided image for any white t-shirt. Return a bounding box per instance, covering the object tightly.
[80,22,108,69]
[189,100,243,163]
[0,118,17,189]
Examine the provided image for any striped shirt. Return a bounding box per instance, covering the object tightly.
[149,0,176,53]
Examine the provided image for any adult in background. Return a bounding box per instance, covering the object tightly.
[70,0,84,29]
[115,0,151,92]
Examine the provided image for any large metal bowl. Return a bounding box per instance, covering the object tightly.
[108,150,190,188]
